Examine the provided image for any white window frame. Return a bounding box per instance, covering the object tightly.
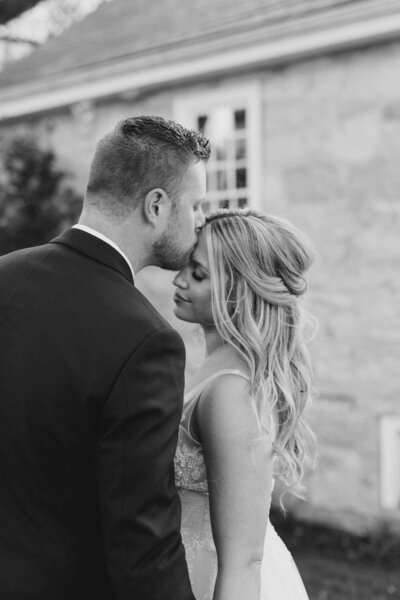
[173,81,263,210]
[379,414,400,509]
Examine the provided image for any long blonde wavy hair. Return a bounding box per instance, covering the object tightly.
[203,208,317,500]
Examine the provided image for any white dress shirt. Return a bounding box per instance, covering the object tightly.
[72,224,135,281]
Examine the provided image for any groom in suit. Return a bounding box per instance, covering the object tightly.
[0,116,210,600]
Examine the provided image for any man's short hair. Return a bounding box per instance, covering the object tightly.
[85,115,210,217]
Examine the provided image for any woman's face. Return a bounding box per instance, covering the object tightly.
[173,230,214,327]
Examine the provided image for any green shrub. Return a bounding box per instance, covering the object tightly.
[0,134,82,255]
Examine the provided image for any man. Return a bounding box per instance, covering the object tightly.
[0,115,210,599]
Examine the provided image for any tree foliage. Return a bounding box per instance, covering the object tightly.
[0,0,43,25]
[0,0,107,68]
[0,134,82,255]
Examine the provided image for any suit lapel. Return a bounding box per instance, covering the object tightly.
[50,228,134,285]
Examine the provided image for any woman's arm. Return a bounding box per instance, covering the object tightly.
[194,374,274,600]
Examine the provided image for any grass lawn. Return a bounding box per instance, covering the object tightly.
[296,553,399,600]
[271,510,400,600]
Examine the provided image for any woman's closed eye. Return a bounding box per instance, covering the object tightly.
[188,255,208,282]
[192,271,205,282]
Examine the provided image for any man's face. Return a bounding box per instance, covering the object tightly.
[154,161,207,270]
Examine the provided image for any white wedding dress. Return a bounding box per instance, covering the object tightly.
[174,370,309,600]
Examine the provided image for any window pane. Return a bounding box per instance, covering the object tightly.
[238,197,248,208]
[217,170,228,191]
[205,107,233,147]
[226,139,236,161]
[198,115,208,132]
[207,170,217,191]
[215,144,227,161]
[202,200,211,214]
[234,109,246,130]
[235,138,246,160]
[227,168,236,190]
[219,199,230,208]
[236,168,247,189]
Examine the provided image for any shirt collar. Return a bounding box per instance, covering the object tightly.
[72,224,135,281]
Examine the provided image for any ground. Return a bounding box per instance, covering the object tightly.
[271,509,400,600]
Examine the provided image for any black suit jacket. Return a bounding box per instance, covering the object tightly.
[0,228,194,600]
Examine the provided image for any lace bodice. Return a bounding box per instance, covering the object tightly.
[174,369,250,495]
[174,428,208,494]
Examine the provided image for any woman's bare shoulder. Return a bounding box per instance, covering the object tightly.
[197,370,254,435]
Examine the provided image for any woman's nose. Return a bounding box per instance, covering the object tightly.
[173,269,188,288]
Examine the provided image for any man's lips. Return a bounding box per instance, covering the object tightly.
[174,293,191,303]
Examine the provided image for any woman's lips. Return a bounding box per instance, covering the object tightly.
[174,293,191,303]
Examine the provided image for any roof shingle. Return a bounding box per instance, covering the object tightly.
[0,0,399,121]
[1,0,397,88]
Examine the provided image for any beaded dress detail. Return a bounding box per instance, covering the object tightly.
[174,370,309,600]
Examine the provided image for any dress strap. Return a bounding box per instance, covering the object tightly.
[182,370,250,445]
[185,369,250,401]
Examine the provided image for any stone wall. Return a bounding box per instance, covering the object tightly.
[2,38,399,532]
[261,41,400,532]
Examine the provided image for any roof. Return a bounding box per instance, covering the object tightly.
[1,0,400,119]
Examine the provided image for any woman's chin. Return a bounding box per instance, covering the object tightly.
[172,303,186,321]
[173,304,192,322]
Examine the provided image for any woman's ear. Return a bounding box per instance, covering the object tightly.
[143,188,171,227]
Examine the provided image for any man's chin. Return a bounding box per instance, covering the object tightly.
[158,248,193,272]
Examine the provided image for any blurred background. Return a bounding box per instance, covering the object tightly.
[0,1,399,598]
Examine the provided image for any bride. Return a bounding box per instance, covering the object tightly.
[173,208,316,600]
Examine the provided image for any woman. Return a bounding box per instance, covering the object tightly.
[173,208,316,600]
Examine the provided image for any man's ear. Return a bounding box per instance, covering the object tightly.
[143,188,171,226]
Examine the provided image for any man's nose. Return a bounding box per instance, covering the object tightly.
[195,208,206,231]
